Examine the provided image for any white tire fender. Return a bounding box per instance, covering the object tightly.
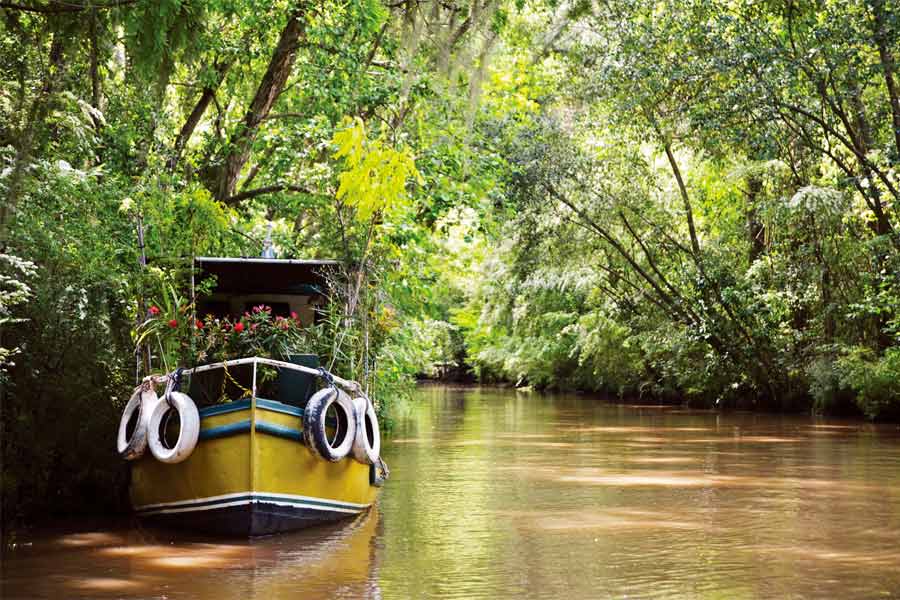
[303,387,357,461]
[351,396,381,465]
[117,386,160,460]
[147,391,200,464]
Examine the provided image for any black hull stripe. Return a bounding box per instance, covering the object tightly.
[136,493,368,515]
[141,500,359,535]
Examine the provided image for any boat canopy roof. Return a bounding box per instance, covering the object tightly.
[195,256,338,296]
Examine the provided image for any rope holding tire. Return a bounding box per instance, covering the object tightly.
[117,383,161,460]
[148,391,200,464]
[351,396,381,465]
[303,386,357,462]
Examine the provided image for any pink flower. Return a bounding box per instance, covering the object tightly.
[149,306,160,316]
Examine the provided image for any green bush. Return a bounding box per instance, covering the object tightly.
[2,166,138,527]
[807,356,857,416]
[837,347,900,420]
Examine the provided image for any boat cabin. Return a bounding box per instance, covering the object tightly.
[189,257,339,407]
[194,256,337,325]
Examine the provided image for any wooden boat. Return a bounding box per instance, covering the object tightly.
[120,258,387,536]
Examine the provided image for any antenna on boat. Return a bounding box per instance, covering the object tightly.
[261,222,276,258]
[134,212,151,380]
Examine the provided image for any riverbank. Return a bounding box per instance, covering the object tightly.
[416,375,877,420]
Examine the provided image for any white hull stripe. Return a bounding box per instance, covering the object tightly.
[140,499,362,516]
[134,491,370,514]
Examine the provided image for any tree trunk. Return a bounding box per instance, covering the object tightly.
[466,28,498,129]
[168,58,231,172]
[662,141,703,260]
[868,0,900,158]
[746,175,765,262]
[88,10,102,133]
[849,78,894,237]
[213,7,309,201]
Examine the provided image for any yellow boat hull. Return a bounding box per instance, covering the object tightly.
[130,398,379,535]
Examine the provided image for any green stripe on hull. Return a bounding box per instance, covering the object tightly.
[199,420,252,440]
[255,420,304,442]
[198,399,252,418]
[199,419,304,442]
[256,399,303,417]
[199,398,304,419]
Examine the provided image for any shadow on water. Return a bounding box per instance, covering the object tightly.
[4,385,900,599]
[2,510,382,599]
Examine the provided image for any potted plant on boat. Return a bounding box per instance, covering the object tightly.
[137,297,321,407]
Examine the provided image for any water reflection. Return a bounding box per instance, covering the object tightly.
[3,511,381,599]
[4,385,900,599]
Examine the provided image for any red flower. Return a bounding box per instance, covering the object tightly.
[234,322,245,333]
[149,306,160,315]
[196,320,204,329]
[168,319,178,328]
[291,311,298,320]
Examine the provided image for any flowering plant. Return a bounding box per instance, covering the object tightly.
[134,283,193,372]
[193,305,311,365]
[137,295,314,373]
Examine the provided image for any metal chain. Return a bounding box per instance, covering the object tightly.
[221,363,253,400]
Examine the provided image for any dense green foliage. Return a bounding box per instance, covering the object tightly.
[446,0,900,418]
[2,0,900,526]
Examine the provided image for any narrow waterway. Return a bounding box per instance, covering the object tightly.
[4,385,900,599]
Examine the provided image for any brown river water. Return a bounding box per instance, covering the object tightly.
[4,385,900,599]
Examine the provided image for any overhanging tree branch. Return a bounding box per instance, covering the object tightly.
[222,184,319,206]
[167,58,232,172]
[214,4,311,201]
[0,0,137,14]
